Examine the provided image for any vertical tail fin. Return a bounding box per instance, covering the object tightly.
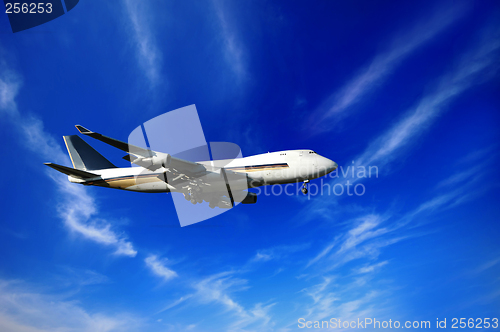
[63,135,117,170]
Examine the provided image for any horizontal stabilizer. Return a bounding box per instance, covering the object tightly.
[75,125,92,134]
[44,163,100,179]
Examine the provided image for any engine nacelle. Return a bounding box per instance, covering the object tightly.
[241,192,257,204]
[134,154,171,169]
[150,154,171,167]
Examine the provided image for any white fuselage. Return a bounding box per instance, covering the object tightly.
[70,149,337,194]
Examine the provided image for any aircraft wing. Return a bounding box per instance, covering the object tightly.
[75,125,206,175]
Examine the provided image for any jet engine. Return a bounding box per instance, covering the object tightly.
[132,154,171,170]
[241,192,257,204]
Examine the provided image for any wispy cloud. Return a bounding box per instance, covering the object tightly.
[456,145,497,165]
[435,166,481,189]
[277,26,500,327]
[471,257,500,275]
[145,255,178,282]
[191,271,275,331]
[297,276,384,325]
[123,0,162,88]
[305,157,493,279]
[294,183,482,326]
[0,65,20,117]
[306,214,401,270]
[156,295,193,314]
[250,243,310,263]
[354,261,389,275]
[213,0,247,82]
[347,23,500,182]
[297,21,500,228]
[0,279,142,332]
[193,271,248,313]
[409,153,496,221]
[53,267,110,289]
[0,61,137,257]
[306,4,466,133]
[54,176,137,257]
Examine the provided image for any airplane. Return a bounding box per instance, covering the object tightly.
[45,125,338,209]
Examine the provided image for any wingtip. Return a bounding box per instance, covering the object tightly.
[75,125,92,134]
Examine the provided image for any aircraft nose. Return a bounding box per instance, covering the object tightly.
[326,159,338,173]
[317,156,337,175]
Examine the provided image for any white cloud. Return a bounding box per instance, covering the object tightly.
[305,151,492,275]
[0,66,20,116]
[193,271,247,313]
[213,0,247,81]
[472,258,500,275]
[411,189,464,216]
[456,146,496,165]
[56,178,137,257]
[55,267,110,288]
[338,215,389,253]
[0,62,137,258]
[123,0,162,88]
[294,32,499,327]
[297,22,500,228]
[145,255,178,282]
[156,295,193,314]
[352,26,500,173]
[306,242,336,268]
[354,261,389,274]
[251,243,310,263]
[408,157,494,221]
[229,302,275,331]
[0,280,142,332]
[435,166,480,189]
[306,214,400,270]
[298,276,383,325]
[253,252,273,262]
[307,4,466,132]
[192,271,275,331]
[307,173,484,270]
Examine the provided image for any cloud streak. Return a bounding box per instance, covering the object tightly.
[296,160,493,325]
[343,22,500,184]
[306,214,399,270]
[0,60,137,257]
[0,280,142,332]
[213,0,247,82]
[191,271,275,331]
[250,243,310,263]
[306,4,466,133]
[306,152,494,272]
[123,0,162,88]
[297,275,384,326]
[145,255,178,282]
[297,20,500,228]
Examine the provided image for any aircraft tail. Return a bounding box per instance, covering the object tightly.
[63,135,117,170]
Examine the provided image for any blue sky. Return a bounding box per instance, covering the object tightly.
[0,0,499,331]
